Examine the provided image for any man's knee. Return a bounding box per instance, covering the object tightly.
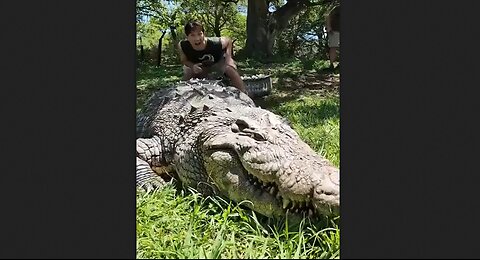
[224,56,237,70]
[224,65,239,77]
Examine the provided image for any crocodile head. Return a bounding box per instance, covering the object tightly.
[201,106,340,218]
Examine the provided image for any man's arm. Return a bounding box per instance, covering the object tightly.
[220,37,238,69]
[178,42,202,74]
[177,42,196,68]
[220,37,233,57]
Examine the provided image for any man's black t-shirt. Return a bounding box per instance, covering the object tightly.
[180,37,223,66]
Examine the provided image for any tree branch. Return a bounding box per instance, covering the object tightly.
[221,0,239,5]
[202,13,214,29]
[220,18,228,28]
[304,0,328,7]
[271,0,305,30]
[272,0,332,30]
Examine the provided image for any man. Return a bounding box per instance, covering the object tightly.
[177,20,246,93]
[325,5,340,71]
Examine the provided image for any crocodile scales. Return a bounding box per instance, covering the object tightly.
[136,79,340,218]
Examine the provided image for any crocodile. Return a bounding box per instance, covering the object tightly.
[136,79,340,218]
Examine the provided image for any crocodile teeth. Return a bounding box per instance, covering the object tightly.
[282,198,290,209]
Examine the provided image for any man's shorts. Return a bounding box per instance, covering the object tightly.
[328,31,340,48]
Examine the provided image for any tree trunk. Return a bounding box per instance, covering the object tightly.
[140,45,145,61]
[213,11,222,37]
[170,25,177,42]
[213,27,221,37]
[170,25,179,62]
[157,30,167,67]
[245,0,272,58]
[245,0,326,59]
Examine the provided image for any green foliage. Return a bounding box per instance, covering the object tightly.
[137,0,338,64]
[137,19,164,49]
[274,4,335,59]
[137,0,249,65]
[312,60,332,71]
[221,13,247,50]
[177,0,246,37]
[137,0,189,64]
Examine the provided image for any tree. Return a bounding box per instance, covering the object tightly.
[157,30,167,66]
[137,0,246,65]
[179,0,244,37]
[245,0,337,59]
[274,4,332,59]
[221,13,247,53]
[137,0,181,65]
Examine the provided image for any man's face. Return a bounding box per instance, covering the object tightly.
[187,28,205,49]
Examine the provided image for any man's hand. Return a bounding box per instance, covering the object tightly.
[192,63,203,74]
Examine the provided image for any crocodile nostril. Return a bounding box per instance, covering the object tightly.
[252,132,266,141]
[328,168,340,185]
[235,118,253,131]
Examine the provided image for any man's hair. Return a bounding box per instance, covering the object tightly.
[184,20,204,36]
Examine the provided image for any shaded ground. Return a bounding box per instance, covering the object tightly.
[245,65,340,110]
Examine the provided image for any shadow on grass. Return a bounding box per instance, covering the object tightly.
[253,73,339,113]
[136,64,183,83]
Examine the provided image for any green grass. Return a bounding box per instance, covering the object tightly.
[270,96,339,167]
[137,186,339,259]
[136,64,183,113]
[136,60,340,259]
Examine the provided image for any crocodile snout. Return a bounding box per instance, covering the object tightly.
[313,166,340,216]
